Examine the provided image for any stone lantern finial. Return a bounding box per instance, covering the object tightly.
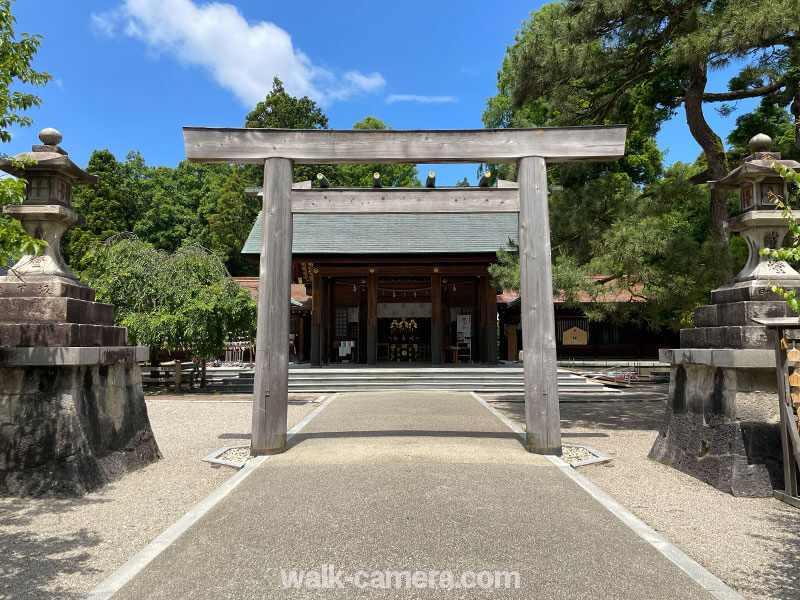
[748,133,772,153]
[38,127,62,146]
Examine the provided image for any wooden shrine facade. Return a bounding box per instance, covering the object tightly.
[301,257,499,366]
[183,125,627,457]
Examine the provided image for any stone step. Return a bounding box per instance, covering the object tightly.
[204,383,607,393]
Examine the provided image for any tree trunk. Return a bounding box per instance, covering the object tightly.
[684,61,729,241]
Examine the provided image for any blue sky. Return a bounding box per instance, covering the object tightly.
[14,0,763,185]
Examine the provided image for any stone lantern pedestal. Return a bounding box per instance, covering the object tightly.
[0,129,159,497]
[650,134,800,496]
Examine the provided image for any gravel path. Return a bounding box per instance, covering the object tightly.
[484,392,800,600]
[0,394,318,599]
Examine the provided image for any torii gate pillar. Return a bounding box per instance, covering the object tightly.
[519,156,561,454]
[251,158,292,454]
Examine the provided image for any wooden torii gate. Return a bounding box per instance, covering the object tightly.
[183,126,627,455]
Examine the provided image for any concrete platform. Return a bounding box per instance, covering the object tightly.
[109,392,722,599]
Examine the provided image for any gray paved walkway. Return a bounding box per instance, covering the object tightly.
[114,392,715,599]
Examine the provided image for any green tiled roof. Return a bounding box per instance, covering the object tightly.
[241,213,519,255]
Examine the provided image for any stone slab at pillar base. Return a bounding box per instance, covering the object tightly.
[0,346,160,497]
[650,349,781,497]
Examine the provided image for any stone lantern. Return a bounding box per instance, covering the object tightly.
[651,133,800,497]
[0,128,159,497]
[708,133,800,296]
[0,127,99,287]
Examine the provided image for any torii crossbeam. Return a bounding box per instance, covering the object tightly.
[183,125,627,455]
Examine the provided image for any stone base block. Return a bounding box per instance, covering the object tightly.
[711,280,800,304]
[0,323,126,347]
[680,325,776,349]
[0,296,115,325]
[693,301,792,328]
[0,360,160,496]
[0,279,94,301]
[649,363,781,497]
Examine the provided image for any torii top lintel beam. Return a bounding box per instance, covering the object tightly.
[183,125,627,165]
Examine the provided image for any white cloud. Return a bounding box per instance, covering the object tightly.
[385,94,457,104]
[91,0,385,106]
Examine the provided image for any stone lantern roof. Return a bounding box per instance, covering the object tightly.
[0,127,99,185]
[708,133,800,190]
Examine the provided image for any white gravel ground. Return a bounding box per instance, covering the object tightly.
[0,393,318,599]
[217,446,250,464]
[561,445,595,464]
[486,393,800,600]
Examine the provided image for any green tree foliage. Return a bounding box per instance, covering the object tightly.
[80,236,256,361]
[65,150,143,268]
[65,80,420,278]
[489,163,738,329]
[244,80,419,187]
[64,150,237,273]
[208,166,260,274]
[338,117,419,187]
[244,77,335,186]
[726,100,800,164]
[494,0,798,239]
[0,0,51,266]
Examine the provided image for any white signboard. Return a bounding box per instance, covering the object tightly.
[457,314,472,338]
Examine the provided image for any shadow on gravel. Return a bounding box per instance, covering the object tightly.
[737,504,800,599]
[491,400,666,433]
[218,433,251,440]
[0,497,105,599]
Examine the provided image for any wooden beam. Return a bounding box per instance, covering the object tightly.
[519,155,562,455]
[290,187,519,214]
[314,265,489,277]
[251,158,292,455]
[184,125,628,164]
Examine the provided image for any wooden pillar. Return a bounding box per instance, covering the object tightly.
[486,279,498,364]
[311,270,321,366]
[367,272,377,365]
[252,157,292,455]
[476,277,486,363]
[321,277,330,364]
[431,272,442,365]
[173,360,181,393]
[518,155,561,455]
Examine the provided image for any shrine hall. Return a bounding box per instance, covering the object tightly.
[242,190,510,366]
[239,185,678,366]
